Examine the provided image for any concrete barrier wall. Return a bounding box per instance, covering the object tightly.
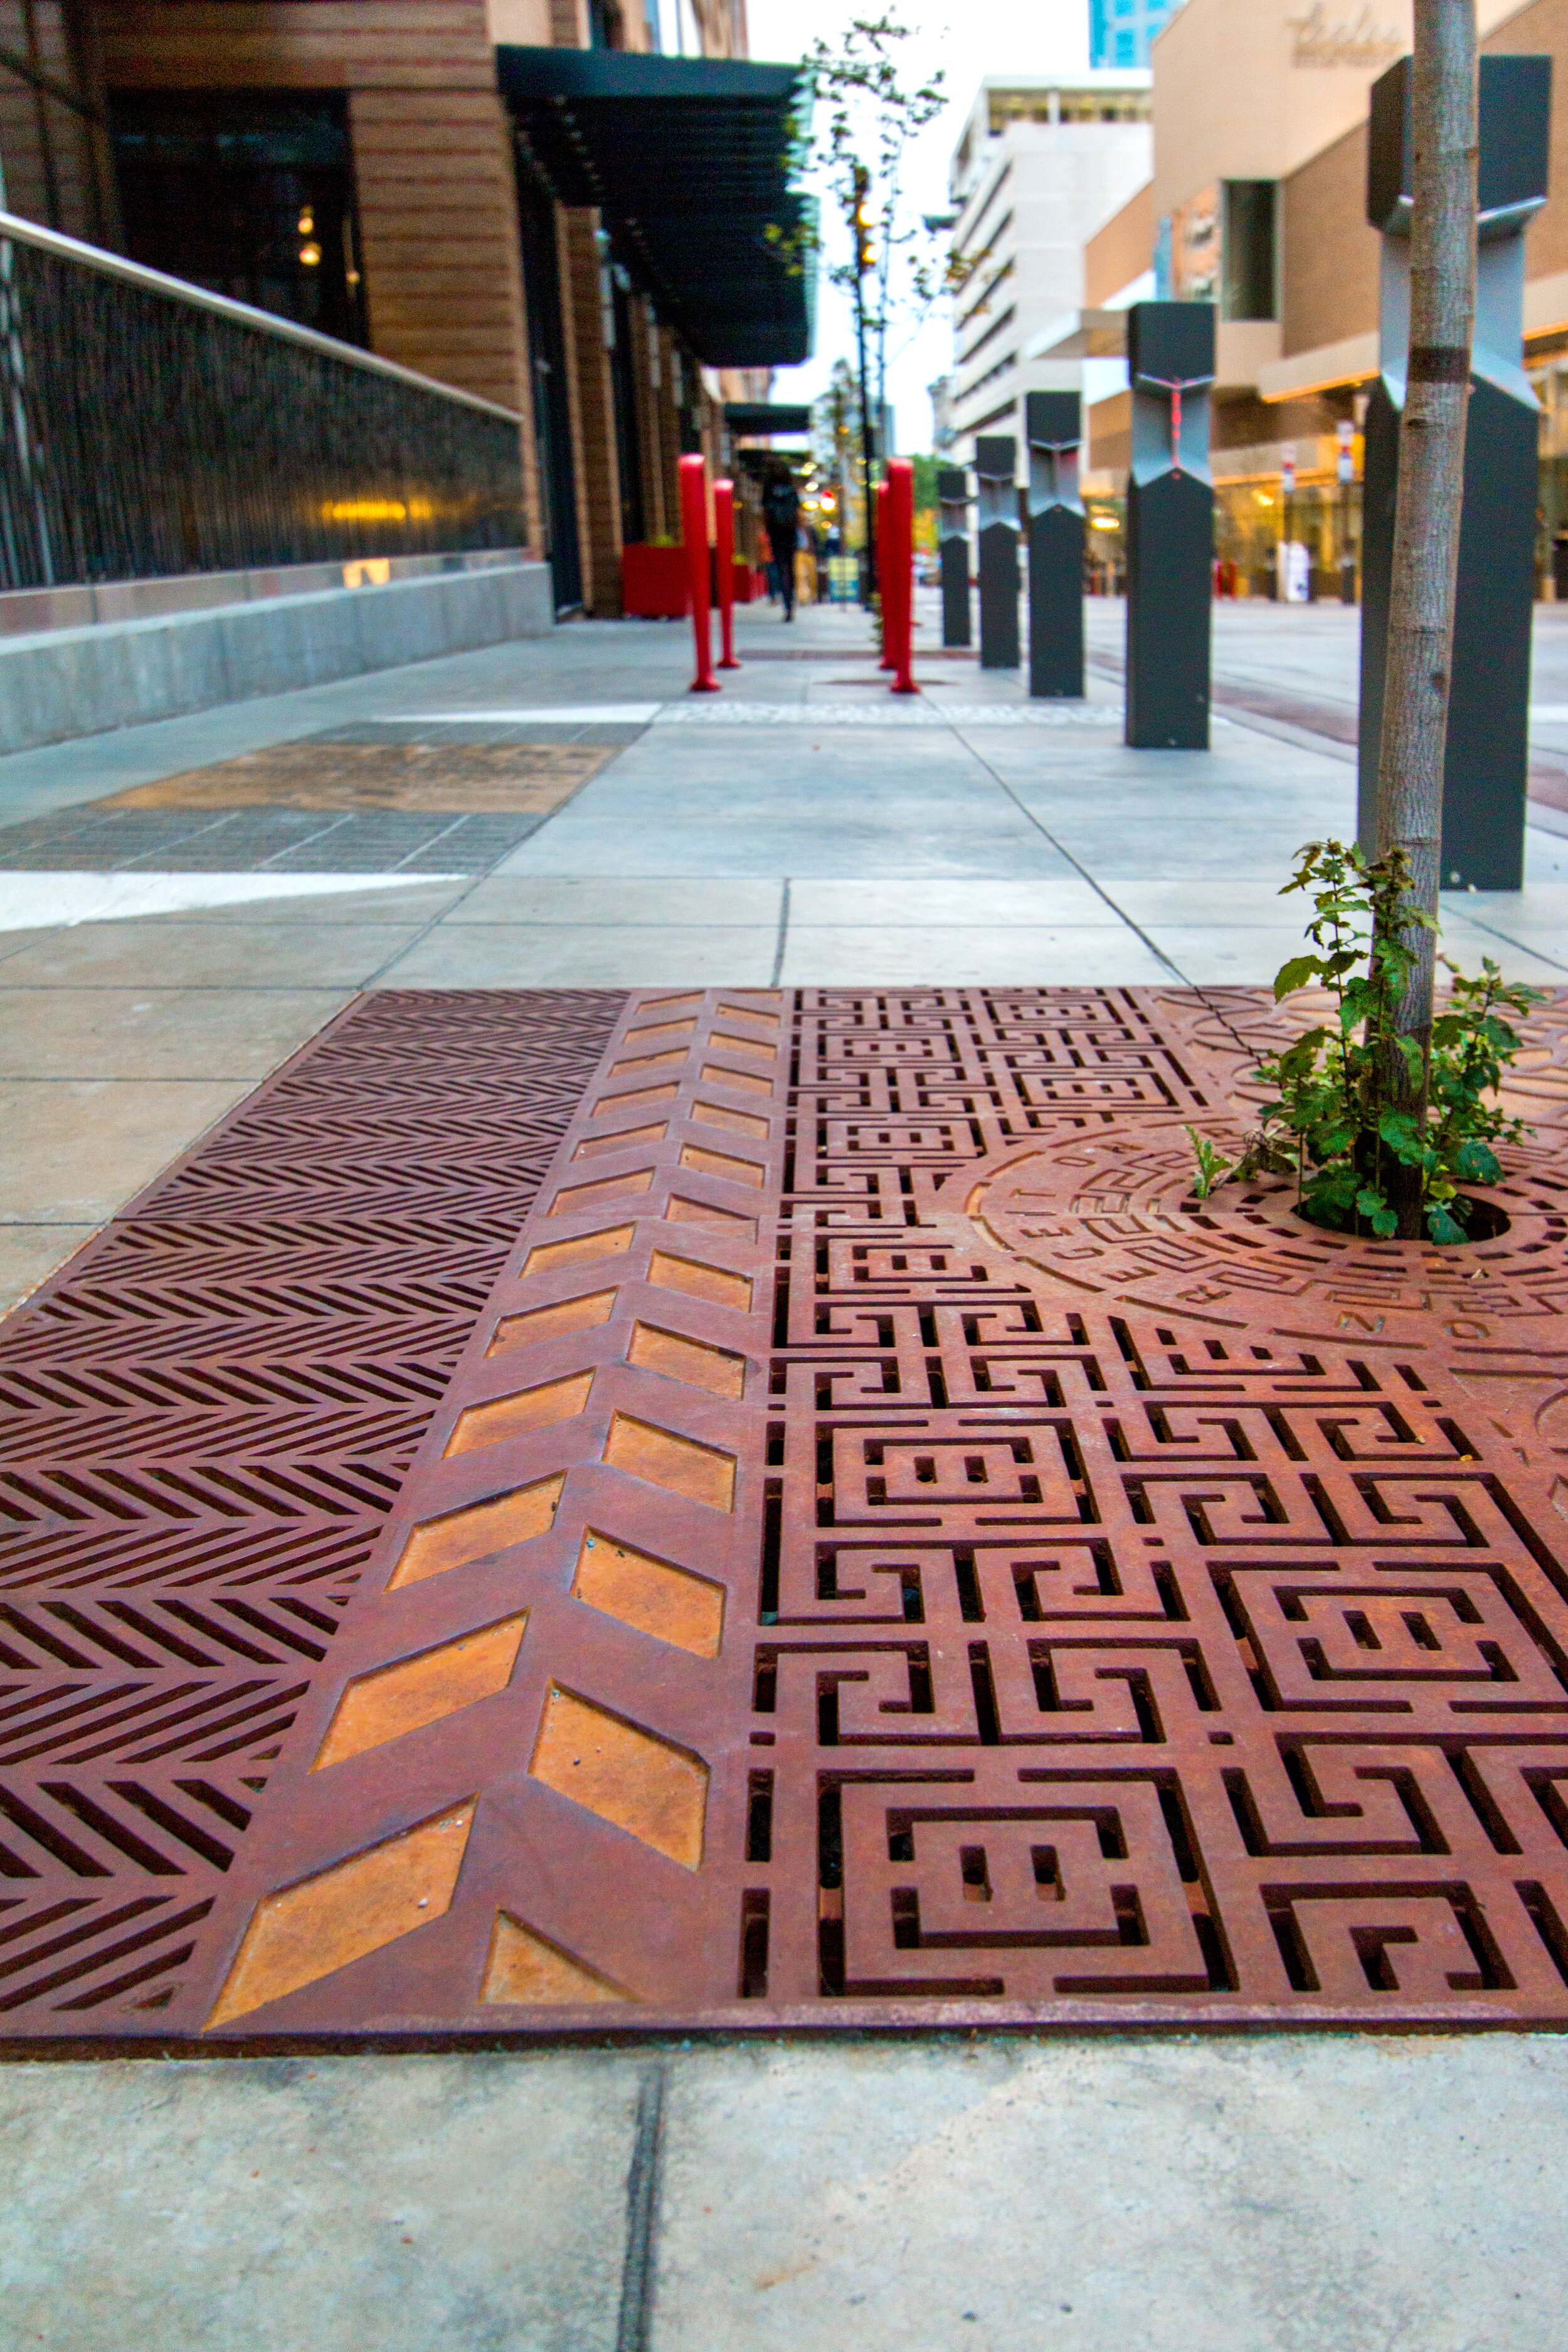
[0,560,556,753]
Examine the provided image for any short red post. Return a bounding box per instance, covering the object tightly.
[876,478,894,668]
[679,452,718,694]
[886,457,916,695]
[714,475,739,669]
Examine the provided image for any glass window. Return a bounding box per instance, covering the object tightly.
[109,91,368,347]
[1222,179,1278,322]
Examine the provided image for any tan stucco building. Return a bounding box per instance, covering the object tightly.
[1073,0,1568,591]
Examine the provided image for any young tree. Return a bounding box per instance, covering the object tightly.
[793,13,946,596]
[1373,0,1478,1234]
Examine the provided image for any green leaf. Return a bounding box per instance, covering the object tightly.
[1272,955,1322,1002]
[1426,1204,1466,1246]
[1453,1138,1501,1185]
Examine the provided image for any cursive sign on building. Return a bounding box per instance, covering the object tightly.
[1286,3,1401,68]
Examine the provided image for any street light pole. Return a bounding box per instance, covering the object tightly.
[850,162,878,605]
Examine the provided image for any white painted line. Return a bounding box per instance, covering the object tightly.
[652,702,1125,727]
[384,706,660,725]
[0,871,464,932]
[1530,705,1568,721]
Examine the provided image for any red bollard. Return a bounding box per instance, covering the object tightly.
[886,457,916,695]
[714,475,739,669]
[679,452,718,694]
[876,479,894,668]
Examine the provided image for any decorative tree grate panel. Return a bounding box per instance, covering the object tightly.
[0,988,622,2034]
[6,983,1568,2043]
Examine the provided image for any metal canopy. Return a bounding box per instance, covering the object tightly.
[724,402,812,435]
[498,46,813,368]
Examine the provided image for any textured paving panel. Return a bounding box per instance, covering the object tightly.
[8,983,1568,2042]
[0,989,622,2034]
[96,741,615,813]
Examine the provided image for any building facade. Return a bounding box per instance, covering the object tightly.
[945,71,1153,462]
[1089,0,1183,72]
[1074,0,1568,593]
[0,0,797,615]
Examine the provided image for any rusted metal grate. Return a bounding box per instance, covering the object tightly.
[0,990,622,2033]
[8,983,1568,2042]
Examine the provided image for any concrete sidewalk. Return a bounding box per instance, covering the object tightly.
[4,591,1567,1316]
[5,2034,1565,2350]
[6,592,1568,2352]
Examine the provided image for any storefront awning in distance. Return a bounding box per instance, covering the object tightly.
[498,47,814,369]
[724,403,812,435]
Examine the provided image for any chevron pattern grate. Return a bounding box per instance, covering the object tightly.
[0,989,622,2033]
[8,983,1568,2041]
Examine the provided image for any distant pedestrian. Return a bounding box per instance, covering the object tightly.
[762,465,801,622]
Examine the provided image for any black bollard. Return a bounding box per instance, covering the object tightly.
[1025,391,1086,698]
[938,466,972,648]
[1125,302,1214,750]
[976,435,1020,670]
[1357,53,1550,891]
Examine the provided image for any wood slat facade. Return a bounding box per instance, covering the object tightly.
[1,0,761,613]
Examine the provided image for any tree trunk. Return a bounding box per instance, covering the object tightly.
[1372,0,1478,1236]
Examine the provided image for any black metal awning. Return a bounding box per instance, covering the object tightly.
[497,46,813,368]
[724,401,812,435]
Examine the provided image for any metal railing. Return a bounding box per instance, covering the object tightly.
[0,210,527,590]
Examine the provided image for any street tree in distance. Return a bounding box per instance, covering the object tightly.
[791,13,946,598]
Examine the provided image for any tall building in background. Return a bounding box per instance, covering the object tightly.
[1089,0,1183,70]
[946,72,1152,460]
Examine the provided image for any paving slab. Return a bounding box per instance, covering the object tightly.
[451,876,785,929]
[776,923,1167,983]
[0,1075,252,1219]
[654,2035,1568,2352]
[0,917,433,988]
[787,877,1113,925]
[0,984,351,1079]
[0,2052,639,2352]
[376,923,780,986]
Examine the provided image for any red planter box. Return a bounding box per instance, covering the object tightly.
[622,543,688,618]
[731,559,761,603]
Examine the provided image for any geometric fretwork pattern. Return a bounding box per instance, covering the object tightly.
[8,983,1568,2042]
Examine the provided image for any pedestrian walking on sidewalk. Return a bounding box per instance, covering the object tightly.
[763,464,801,622]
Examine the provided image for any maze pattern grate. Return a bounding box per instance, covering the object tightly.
[8,983,1568,2042]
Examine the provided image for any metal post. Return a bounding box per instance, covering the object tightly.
[976,435,1019,670]
[714,475,739,670]
[1125,300,1215,749]
[1337,417,1357,603]
[1279,440,1296,600]
[1357,52,1550,890]
[1025,390,1084,699]
[679,451,718,694]
[886,456,916,695]
[938,464,970,647]
[876,477,893,667]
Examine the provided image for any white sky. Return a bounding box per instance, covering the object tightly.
[742,0,1091,450]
